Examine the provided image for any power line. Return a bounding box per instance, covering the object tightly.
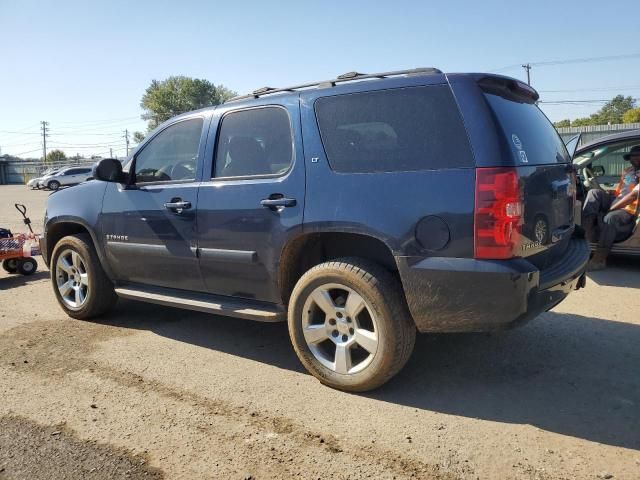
[0,130,41,135]
[490,52,640,73]
[12,148,43,157]
[49,140,124,146]
[534,52,640,67]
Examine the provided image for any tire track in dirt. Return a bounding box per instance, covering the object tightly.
[0,319,464,479]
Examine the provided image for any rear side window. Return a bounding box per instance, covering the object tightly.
[314,85,474,173]
[214,107,293,178]
[483,93,570,165]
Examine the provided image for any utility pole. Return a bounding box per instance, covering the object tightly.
[110,147,113,158]
[41,121,49,162]
[124,129,130,156]
[521,63,532,85]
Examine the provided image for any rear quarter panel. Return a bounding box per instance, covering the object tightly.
[299,78,475,258]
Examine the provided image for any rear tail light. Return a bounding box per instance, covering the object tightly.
[474,167,523,259]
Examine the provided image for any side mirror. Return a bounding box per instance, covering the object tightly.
[592,165,605,177]
[93,158,124,183]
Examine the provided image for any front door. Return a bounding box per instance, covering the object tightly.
[101,116,209,291]
[197,100,305,303]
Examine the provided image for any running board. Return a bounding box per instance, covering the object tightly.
[114,285,286,322]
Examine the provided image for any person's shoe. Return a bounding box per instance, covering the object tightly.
[587,248,608,271]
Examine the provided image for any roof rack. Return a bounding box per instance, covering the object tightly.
[225,67,443,103]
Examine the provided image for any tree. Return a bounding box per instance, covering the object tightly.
[46,149,66,163]
[554,119,571,128]
[132,131,145,144]
[595,95,635,124]
[140,76,237,130]
[622,107,640,124]
[569,95,636,126]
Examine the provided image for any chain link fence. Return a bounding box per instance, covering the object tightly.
[0,158,97,185]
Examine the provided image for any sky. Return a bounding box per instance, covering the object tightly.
[1,0,640,158]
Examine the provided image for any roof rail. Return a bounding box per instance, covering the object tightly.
[225,67,443,103]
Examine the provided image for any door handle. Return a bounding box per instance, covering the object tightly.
[260,196,297,210]
[164,199,192,214]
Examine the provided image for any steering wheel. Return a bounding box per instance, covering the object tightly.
[169,160,195,180]
[583,166,602,190]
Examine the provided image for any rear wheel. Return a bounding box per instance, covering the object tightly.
[51,233,117,319]
[288,257,415,392]
[17,258,37,275]
[47,180,60,191]
[2,259,18,274]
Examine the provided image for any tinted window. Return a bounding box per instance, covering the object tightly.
[484,93,570,165]
[134,118,203,183]
[314,85,473,173]
[214,107,292,178]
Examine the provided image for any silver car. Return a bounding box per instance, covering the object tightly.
[38,166,93,190]
[27,168,60,189]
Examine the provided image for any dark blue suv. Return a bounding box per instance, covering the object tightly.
[41,68,589,391]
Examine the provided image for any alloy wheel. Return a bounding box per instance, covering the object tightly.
[301,283,379,375]
[55,249,89,309]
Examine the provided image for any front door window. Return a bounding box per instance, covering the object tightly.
[134,118,203,183]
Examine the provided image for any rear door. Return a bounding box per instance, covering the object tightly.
[475,78,576,268]
[60,168,81,186]
[101,115,208,291]
[196,99,305,303]
[68,167,92,184]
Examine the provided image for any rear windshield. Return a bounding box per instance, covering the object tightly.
[315,85,474,173]
[484,93,570,165]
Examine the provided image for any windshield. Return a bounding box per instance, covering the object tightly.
[484,93,570,165]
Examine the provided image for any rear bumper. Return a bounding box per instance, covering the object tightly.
[396,235,589,333]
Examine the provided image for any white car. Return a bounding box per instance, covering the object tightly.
[38,166,94,190]
[27,168,60,189]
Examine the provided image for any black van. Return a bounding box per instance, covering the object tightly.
[41,68,589,391]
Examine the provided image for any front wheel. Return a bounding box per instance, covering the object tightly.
[17,257,37,275]
[288,257,416,392]
[47,180,60,191]
[50,233,117,319]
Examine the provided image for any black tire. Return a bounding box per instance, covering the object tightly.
[288,257,416,392]
[50,233,117,319]
[17,257,37,275]
[2,259,18,274]
[47,180,60,191]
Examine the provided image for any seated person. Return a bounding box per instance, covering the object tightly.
[582,145,640,270]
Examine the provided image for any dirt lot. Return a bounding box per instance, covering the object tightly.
[0,184,638,479]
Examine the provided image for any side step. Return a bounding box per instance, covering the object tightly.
[114,285,286,322]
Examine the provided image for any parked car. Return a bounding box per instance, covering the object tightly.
[27,168,60,189]
[39,166,93,190]
[571,130,640,255]
[40,68,588,391]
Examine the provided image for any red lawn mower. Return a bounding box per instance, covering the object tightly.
[1,204,40,276]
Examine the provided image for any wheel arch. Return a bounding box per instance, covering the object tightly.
[278,231,399,305]
[45,218,114,280]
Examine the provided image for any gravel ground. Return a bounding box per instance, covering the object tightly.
[0,184,639,479]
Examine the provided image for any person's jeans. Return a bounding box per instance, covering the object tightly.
[582,189,634,249]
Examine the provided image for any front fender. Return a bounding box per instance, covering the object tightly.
[43,181,112,278]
